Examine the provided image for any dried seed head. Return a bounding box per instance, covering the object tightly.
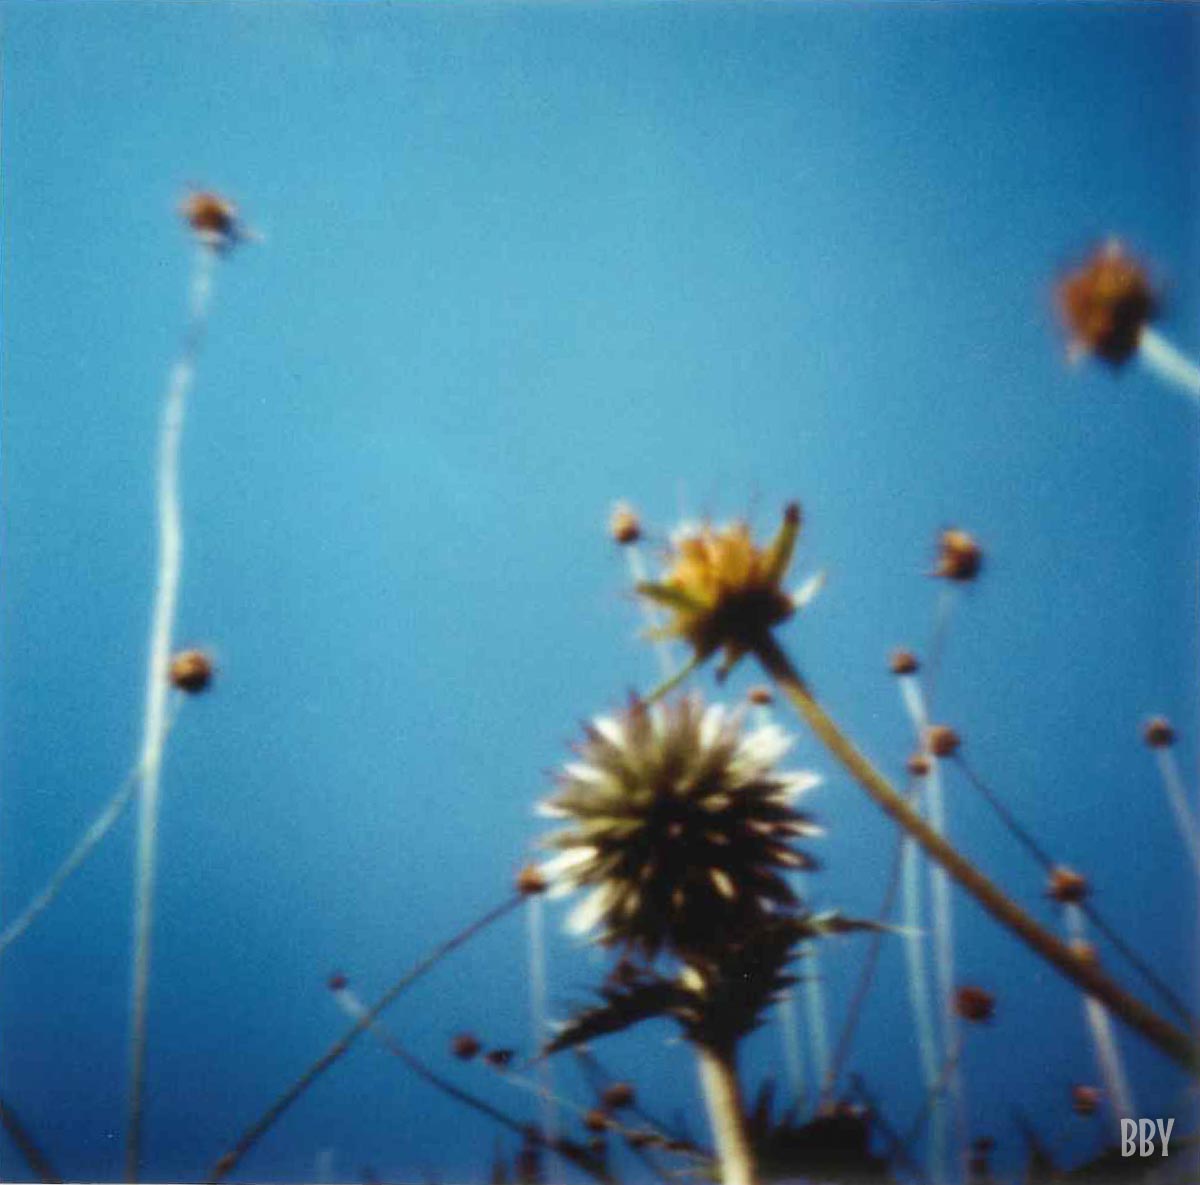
[1071,1084,1101,1116]
[1071,939,1099,968]
[601,1082,635,1111]
[327,971,348,993]
[583,1109,610,1134]
[1057,241,1156,366]
[637,503,804,678]
[1143,717,1176,749]
[516,865,548,896]
[626,1131,654,1150]
[180,190,241,251]
[953,985,996,1023]
[451,1033,481,1061]
[906,753,932,779]
[934,529,983,582]
[1046,865,1090,905]
[925,724,961,759]
[484,1048,514,1069]
[889,649,919,676]
[747,685,774,707]
[609,502,643,546]
[540,695,821,960]
[168,649,214,693]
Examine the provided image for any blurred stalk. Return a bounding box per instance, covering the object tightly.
[752,632,1199,1074]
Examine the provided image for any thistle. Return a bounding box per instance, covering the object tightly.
[539,695,821,962]
[636,504,816,680]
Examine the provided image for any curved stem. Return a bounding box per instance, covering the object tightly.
[694,1042,756,1185]
[753,633,1199,1074]
[208,893,522,1182]
[127,246,216,1182]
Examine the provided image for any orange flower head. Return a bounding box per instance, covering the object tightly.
[934,529,983,583]
[889,649,919,676]
[1057,241,1156,366]
[451,1033,481,1061]
[180,190,242,251]
[1046,865,1089,905]
[515,865,548,896]
[609,502,643,546]
[925,724,961,759]
[168,649,214,694]
[747,685,774,707]
[906,753,932,779]
[601,1082,635,1111]
[1071,1084,1101,1116]
[1143,717,1175,749]
[637,504,803,678]
[954,985,995,1023]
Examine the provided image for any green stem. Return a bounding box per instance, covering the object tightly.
[694,1042,757,1185]
[753,633,1199,1075]
[643,653,702,705]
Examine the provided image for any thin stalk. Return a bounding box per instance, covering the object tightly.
[1065,906,1136,1139]
[924,586,957,713]
[753,633,1199,1073]
[208,893,522,1183]
[1139,327,1200,403]
[643,653,702,706]
[0,703,182,960]
[695,1042,756,1185]
[0,1097,62,1185]
[626,545,675,679]
[526,894,556,1149]
[802,943,830,1115]
[1153,748,1200,879]
[777,989,807,1115]
[822,827,904,1104]
[127,245,216,1182]
[901,824,945,1184]
[955,754,1194,1026]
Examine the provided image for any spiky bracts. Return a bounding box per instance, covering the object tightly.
[636,505,803,678]
[539,696,821,962]
[544,914,888,1056]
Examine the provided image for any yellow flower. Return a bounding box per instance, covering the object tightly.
[636,503,806,678]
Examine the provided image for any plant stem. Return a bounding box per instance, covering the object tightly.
[752,633,1199,1074]
[127,246,216,1182]
[208,893,522,1183]
[695,1042,756,1185]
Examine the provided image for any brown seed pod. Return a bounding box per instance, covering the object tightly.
[1046,865,1090,905]
[906,753,932,779]
[889,649,919,676]
[1070,939,1099,968]
[1057,242,1156,366]
[583,1109,610,1134]
[1143,717,1176,749]
[515,865,548,896]
[609,503,643,546]
[451,1033,481,1061]
[925,724,961,759]
[953,985,996,1023]
[168,649,214,693]
[601,1082,635,1111]
[625,1130,654,1150]
[483,1048,514,1069]
[934,529,983,582]
[1071,1084,1101,1116]
[327,971,348,993]
[746,685,774,707]
[180,190,240,248]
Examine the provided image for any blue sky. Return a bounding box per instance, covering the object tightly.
[1,2,1197,1182]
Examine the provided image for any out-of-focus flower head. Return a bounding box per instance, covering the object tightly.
[1057,240,1157,367]
[636,503,820,679]
[538,695,821,960]
[933,528,983,583]
[180,189,245,253]
[168,648,214,694]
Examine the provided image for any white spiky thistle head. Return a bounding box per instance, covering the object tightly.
[539,695,821,961]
